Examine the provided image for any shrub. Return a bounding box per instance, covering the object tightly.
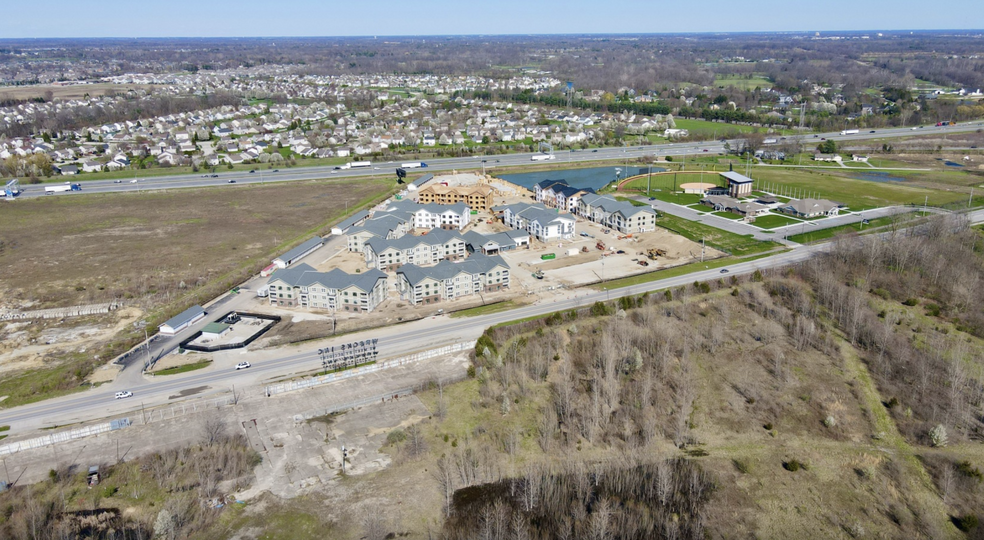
[957,461,984,482]
[763,422,773,431]
[783,459,806,472]
[885,397,900,409]
[467,365,476,378]
[954,514,979,532]
[590,301,611,317]
[902,298,919,306]
[823,415,837,428]
[385,429,407,446]
[732,459,750,474]
[925,303,941,317]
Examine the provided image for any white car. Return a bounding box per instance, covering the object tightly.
[235,361,251,370]
[129,179,138,183]
[115,391,133,399]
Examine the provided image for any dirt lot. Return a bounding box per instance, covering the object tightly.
[503,216,721,290]
[0,83,155,101]
[0,307,142,376]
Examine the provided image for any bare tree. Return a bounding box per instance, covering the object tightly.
[198,414,226,448]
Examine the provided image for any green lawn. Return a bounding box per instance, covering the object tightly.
[646,191,704,205]
[656,214,780,256]
[749,168,972,210]
[450,300,519,318]
[713,74,774,90]
[787,215,901,243]
[152,359,212,376]
[712,211,743,220]
[751,213,802,229]
[686,204,714,213]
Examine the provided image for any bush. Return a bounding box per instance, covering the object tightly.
[385,429,407,446]
[954,514,979,532]
[763,422,773,431]
[732,459,750,474]
[467,365,476,378]
[823,415,837,428]
[783,459,807,472]
[957,460,984,482]
[885,397,900,409]
[590,301,611,317]
[902,298,919,306]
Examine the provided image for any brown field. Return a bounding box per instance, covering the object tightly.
[0,179,393,314]
[0,83,155,101]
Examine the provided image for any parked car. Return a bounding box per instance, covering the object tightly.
[616,250,625,254]
[113,179,122,183]
[579,232,590,237]
[249,170,255,173]
[720,269,730,274]
[235,361,251,370]
[115,391,133,399]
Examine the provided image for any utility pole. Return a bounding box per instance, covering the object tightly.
[700,238,705,263]
[969,187,974,208]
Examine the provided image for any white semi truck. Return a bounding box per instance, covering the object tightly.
[44,183,82,194]
[531,154,556,162]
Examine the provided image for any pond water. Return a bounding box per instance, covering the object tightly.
[497,166,665,192]
[852,172,906,183]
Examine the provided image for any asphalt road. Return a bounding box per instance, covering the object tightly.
[13,122,984,200]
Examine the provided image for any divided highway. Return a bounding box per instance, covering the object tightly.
[14,122,983,199]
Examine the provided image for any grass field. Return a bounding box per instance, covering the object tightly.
[750,167,974,210]
[656,214,779,255]
[712,211,744,220]
[713,74,773,90]
[751,213,801,229]
[0,83,155,101]
[152,359,212,376]
[786,215,901,243]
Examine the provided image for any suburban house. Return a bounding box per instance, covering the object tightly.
[395,254,511,305]
[363,228,467,271]
[272,237,325,269]
[417,183,495,211]
[159,305,206,335]
[266,263,389,313]
[720,171,755,198]
[577,194,658,233]
[814,154,842,162]
[778,198,841,218]
[495,202,576,241]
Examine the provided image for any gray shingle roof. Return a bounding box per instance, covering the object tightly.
[161,305,205,330]
[275,237,324,265]
[268,263,387,293]
[397,254,509,287]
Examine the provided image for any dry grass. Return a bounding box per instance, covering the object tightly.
[0,83,155,101]
[0,178,393,313]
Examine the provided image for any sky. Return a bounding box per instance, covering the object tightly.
[2,0,982,38]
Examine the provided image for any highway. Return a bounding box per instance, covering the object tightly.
[12,122,984,200]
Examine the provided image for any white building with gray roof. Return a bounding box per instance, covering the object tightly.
[364,228,467,271]
[576,194,658,233]
[494,202,576,241]
[395,254,510,305]
[266,263,388,313]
